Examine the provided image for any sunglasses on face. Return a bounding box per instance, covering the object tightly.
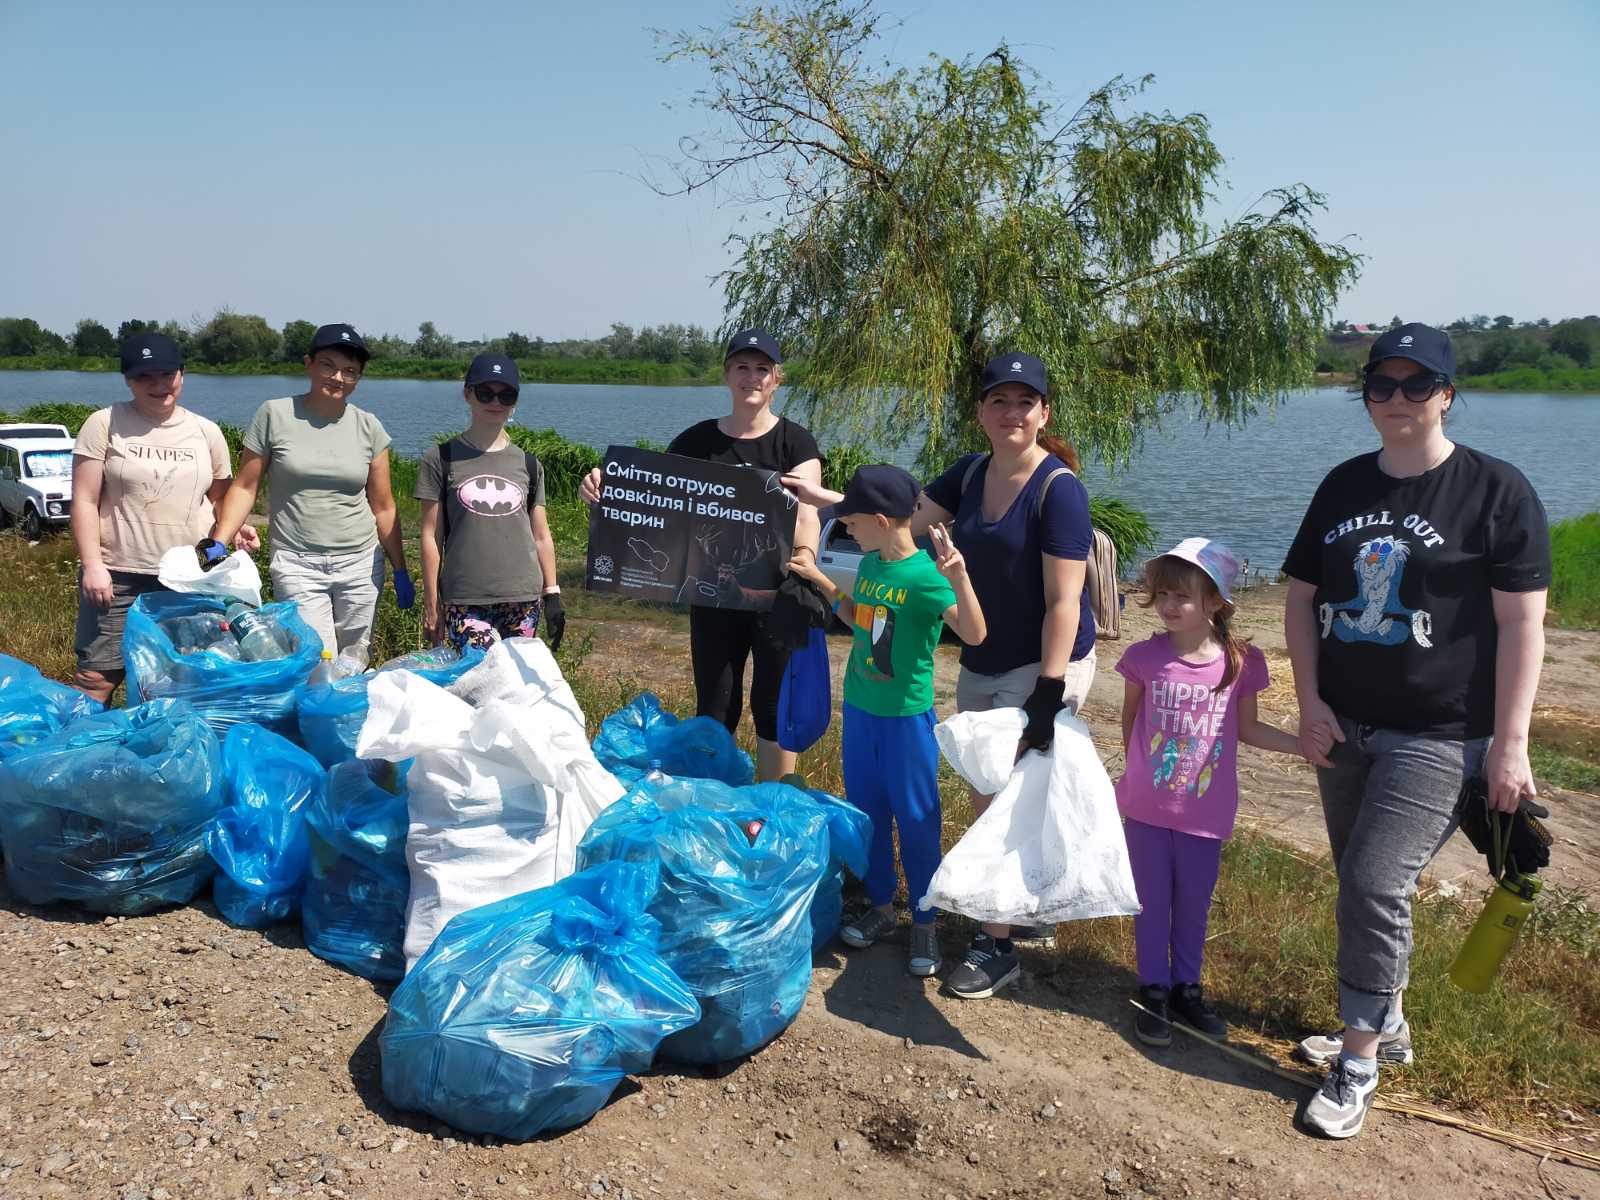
[471,384,518,406]
[1363,372,1449,403]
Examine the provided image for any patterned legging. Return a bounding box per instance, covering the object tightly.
[443,599,542,652]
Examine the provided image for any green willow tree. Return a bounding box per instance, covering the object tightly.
[661,1,1361,468]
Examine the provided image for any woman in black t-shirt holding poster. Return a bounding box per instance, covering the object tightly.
[1281,324,1551,1141]
[582,328,823,780]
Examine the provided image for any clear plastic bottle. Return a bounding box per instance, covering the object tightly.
[643,758,667,784]
[380,644,462,673]
[308,650,338,685]
[223,599,287,662]
[206,635,242,661]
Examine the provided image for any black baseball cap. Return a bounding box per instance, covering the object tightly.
[724,327,782,364]
[820,464,921,521]
[308,323,371,363]
[979,351,1048,398]
[1366,323,1455,380]
[120,332,184,376]
[465,352,519,392]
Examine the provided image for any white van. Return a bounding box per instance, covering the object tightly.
[0,424,75,540]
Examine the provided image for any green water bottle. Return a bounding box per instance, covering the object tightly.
[1449,872,1542,994]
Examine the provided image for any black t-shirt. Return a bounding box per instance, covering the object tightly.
[1282,445,1550,738]
[667,416,821,473]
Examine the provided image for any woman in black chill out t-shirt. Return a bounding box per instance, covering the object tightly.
[582,328,822,780]
[1282,324,1551,1140]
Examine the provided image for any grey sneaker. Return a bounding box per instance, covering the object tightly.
[1302,1057,1379,1139]
[946,934,1020,999]
[1296,1020,1414,1068]
[840,907,897,949]
[908,925,942,977]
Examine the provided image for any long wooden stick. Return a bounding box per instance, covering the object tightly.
[1129,1001,1600,1172]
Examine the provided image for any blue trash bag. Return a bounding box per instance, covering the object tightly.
[295,644,485,768]
[0,698,224,914]
[776,627,831,754]
[124,591,322,740]
[381,859,702,1139]
[301,757,411,980]
[0,653,101,760]
[577,775,829,1064]
[591,693,754,788]
[205,724,326,928]
[789,783,872,951]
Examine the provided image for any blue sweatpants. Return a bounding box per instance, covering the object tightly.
[842,702,942,926]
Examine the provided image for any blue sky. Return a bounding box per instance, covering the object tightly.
[2,0,1595,342]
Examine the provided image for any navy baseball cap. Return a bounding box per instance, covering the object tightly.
[724,327,782,364]
[120,332,184,376]
[308,323,371,363]
[820,464,921,521]
[1366,323,1455,379]
[979,351,1049,398]
[465,352,519,392]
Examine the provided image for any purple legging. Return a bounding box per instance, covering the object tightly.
[1123,817,1224,988]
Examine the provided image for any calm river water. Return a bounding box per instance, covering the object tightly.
[3,371,1596,570]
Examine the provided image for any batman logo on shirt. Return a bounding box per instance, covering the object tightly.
[456,474,524,517]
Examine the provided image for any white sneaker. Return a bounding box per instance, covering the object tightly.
[1297,1020,1414,1068]
[1302,1057,1379,1139]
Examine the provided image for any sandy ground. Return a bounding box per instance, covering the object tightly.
[2,588,1598,1200]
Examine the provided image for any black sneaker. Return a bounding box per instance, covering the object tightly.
[1135,985,1172,1047]
[1168,982,1227,1038]
[945,934,1020,999]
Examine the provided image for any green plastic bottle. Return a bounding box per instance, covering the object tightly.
[1449,872,1541,994]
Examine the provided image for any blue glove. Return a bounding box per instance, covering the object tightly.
[393,567,415,610]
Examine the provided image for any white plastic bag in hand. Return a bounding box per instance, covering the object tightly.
[157,544,263,608]
[934,708,1025,795]
[358,645,622,971]
[920,708,1140,925]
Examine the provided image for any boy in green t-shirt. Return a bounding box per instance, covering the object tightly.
[787,465,986,976]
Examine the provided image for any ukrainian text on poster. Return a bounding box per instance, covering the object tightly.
[584,446,797,612]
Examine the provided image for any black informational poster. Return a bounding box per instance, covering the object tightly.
[584,446,798,612]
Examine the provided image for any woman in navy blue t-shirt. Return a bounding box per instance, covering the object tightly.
[786,351,1095,1000]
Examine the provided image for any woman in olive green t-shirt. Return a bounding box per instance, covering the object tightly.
[208,324,411,659]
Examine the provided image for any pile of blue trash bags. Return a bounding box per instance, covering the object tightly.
[0,633,871,1141]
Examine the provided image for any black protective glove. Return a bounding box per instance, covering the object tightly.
[195,537,229,572]
[542,592,566,653]
[1455,776,1553,877]
[1019,675,1067,754]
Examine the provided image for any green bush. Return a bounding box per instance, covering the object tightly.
[1550,512,1600,628]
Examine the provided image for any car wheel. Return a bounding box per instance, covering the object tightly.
[20,506,43,540]
[0,503,10,530]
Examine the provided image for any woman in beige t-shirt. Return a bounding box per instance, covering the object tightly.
[70,332,257,703]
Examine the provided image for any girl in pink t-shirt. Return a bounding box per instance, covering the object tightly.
[1114,538,1303,1048]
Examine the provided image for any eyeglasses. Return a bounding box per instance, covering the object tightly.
[1363,372,1448,403]
[471,384,518,406]
[313,358,363,381]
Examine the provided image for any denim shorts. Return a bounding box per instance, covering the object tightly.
[1316,716,1489,1033]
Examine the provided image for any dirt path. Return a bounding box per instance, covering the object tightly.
[3,594,1598,1199]
[4,892,1598,1200]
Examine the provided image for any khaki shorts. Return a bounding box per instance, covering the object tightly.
[74,570,166,672]
[955,651,1097,715]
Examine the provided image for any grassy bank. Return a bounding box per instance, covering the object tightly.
[0,353,722,386]
[1551,513,1600,629]
[1460,365,1600,392]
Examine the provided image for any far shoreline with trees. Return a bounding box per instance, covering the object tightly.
[4,310,1597,393]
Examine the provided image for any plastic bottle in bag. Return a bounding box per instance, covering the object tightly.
[206,636,243,662]
[332,651,367,679]
[380,645,462,672]
[309,650,338,685]
[224,600,289,662]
